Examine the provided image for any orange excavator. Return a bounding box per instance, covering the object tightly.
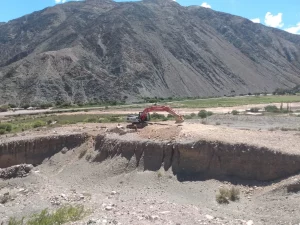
[126,105,184,129]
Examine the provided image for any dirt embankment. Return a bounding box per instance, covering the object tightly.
[93,134,300,181]
[1,130,300,182]
[0,133,88,168]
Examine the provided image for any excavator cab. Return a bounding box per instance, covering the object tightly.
[139,112,150,122]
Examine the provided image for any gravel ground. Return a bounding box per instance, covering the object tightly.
[1,143,300,225]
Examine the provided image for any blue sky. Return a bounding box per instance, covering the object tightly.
[0,0,299,34]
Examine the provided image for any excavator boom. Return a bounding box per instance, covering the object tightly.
[140,105,184,123]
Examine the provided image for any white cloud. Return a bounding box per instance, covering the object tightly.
[251,18,260,23]
[55,0,67,3]
[201,2,211,8]
[285,23,300,34]
[264,12,284,28]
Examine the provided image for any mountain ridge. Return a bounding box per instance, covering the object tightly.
[0,0,300,105]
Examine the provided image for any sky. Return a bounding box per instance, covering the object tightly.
[0,0,299,34]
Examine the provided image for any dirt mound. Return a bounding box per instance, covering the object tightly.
[0,164,33,179]
[138,124,182,140]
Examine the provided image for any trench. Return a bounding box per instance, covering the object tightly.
[1,133,300,181]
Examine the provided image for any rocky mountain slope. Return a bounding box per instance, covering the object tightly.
[0,0,300,105]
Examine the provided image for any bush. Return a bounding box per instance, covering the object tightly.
[190,113,196,117]
[39,103,53,109]
[151,113,165,120]
[0,123,12,132]
[84,118,98,123]
[216,187,240,204]
[198,110,207,119]
[207,111,213,116]
[0,105,10,112]
[216,188,230,204]
[167,114,174,118]
[33,121,44,128]
[250,107,260,112]
[228,187,240,201]
[109,117,119,122]
[162,117,168,121]
[265,105,279,113]
[0,129,5,135]
[232,110,239,115]
[9,205,88,225]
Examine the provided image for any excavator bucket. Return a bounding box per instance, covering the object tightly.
[175,116,185,123]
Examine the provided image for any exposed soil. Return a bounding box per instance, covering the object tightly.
[1,115,300,224]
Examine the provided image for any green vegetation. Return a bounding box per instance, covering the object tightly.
[8,205,89,225]
[198,110,213,119]
[0,114,125,135]
[231,110,239,115]
[249,107,260,112]
[216,187,240,204]
[169,95,300,108]
[0,105,10,112]
[264,104,292,113]
[33,121,45,128]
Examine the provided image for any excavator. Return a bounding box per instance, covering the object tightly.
[126,105,184,129]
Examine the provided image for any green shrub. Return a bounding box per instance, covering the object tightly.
[162,117,168,121]
[216,187,240,204]
[216,188,229,204]
[151,113,165,120]
[184,115,192,120]
[250,107,260,112]
[167,114,174,118]
[228,187,240,201]
[198,110,207,119]
[207,111,213,116]
[265,105,279,113]
[33,121,44,128]
[190,113,196,117]
[109,117,119,122]
[232,110,239,115]
[84,118,98,123]
[0,105,10,112]
[8,205,88,225]
[0,123,12,132]
[0,129,5,135]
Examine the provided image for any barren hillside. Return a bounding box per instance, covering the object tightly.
[0,0,300,105]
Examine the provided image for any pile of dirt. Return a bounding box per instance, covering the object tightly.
[0,164,33,179]
[138,124,182,140]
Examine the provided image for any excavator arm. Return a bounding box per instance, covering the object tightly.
[139,105,184,123]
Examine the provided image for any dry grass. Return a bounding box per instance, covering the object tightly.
[216,187,240,204]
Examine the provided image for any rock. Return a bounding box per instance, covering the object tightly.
[150,215,159,221]
[205,215,214,220]
[111,191,117,195]
[247,220,254,225]
[0,164,34,179]
[61,147,68,154]
[105,206,113,211]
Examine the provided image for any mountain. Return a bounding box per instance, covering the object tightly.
[0,0,300,105]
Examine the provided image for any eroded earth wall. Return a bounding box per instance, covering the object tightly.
[1,133,300,181]
[94,135,300,181]
[0,134,88,168]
